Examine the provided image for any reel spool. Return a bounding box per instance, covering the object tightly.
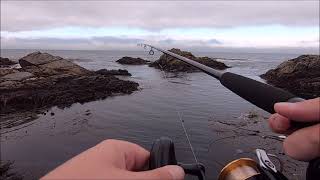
[218,158,260,180]
[218,149,289,180]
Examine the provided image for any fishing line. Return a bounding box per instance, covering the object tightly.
[145,46,199,163]
[177,111,199,164]
[144,46,227,168]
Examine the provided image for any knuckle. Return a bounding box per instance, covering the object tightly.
[283,137,300,160]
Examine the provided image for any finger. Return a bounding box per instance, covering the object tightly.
[274,98,320,122]
[127,165,185,180]
[283,124,320,161]
[268,113,291,133]
[98,139,149,171]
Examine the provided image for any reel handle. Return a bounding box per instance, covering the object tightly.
[148,137,178,169]
[149,137,206,180]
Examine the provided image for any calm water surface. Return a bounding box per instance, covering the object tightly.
[0,49,306,179]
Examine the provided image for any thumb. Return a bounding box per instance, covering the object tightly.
[274,97,320,122]
[132,165,185,180]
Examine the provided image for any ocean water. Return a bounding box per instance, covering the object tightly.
[0,49,307,179]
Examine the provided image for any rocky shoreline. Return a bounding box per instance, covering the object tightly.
[149,48,230,72]
[261,55,320,98]
[1,51,319,130]
[0,52,139,127]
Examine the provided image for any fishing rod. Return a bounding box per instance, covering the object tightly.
[139,44,319,180]
[139,43,316,129]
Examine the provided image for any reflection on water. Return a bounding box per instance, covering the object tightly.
[0,50,306,179]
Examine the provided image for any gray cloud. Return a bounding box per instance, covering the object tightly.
[1,1,319,32]
[2,36,319,55]
[0,36,223,50]
[1,36,144,50]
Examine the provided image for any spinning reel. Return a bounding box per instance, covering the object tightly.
[149,137,320,180]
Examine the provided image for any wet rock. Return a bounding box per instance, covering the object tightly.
[0,74,139,115]
[0,57,17,67]
[19,51,90,76]
[260,55,320,98]
[95,69,132,76]
[149,48,229,72]
[116,56,150,65]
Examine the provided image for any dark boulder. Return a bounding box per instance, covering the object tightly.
[260,55,320,98]
[116,56,150,65]
[0,57,17,67]
[149,48,229,72]
[96,69,132,76]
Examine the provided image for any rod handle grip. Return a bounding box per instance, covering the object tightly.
[220,72,296,114]
[220,72,318,130]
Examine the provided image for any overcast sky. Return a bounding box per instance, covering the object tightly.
[1,1,319,53]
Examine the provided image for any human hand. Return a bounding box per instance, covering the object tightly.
[41,139,185,180]
[268,97,320,161]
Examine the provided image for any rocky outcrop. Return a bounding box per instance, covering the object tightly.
[0,57,17,67]
[260,55,320,98]
[0,52,139,116]
[19,52,90,76]
[149,48,229,72]
[116,56,150,65]
[96,69,132,76]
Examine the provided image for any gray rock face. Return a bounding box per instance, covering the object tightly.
[260,55,320,98]
[19,52,90,76]
[1,72,34,81]
[0,69,19,77]
[19,52,63,66]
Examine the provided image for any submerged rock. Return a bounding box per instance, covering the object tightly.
[116,56,150,65]
[149,48,229,72]
[0,57,17,67]
[0,52,139,117]
[260,55,320,98]
[96,69,132,76]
